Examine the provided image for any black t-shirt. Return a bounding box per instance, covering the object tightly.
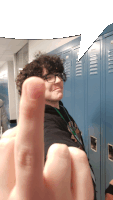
[44,101,85,158]
[44,100,97,199]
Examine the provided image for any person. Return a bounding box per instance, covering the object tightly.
[0,99,8,138]
[0,54,112,200]
[15,53,113,200]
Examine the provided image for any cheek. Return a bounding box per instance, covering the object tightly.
[44,85,52,96]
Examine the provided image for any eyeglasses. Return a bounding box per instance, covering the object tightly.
[42,73,66,83]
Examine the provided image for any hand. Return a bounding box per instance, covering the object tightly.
[0,77,94,200]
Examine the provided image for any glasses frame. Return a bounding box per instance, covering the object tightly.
[42,72,66,83]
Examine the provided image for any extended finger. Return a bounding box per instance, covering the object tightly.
[15,77,45,199]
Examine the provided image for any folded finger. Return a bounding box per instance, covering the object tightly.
[43,144,72,200]
[1,127,17,139]
[68,147,94,200]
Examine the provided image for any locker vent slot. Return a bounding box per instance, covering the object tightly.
[108,144,113,162]
[64,61,71,78]
[108,49,113,74]
[90,136,97,152]
[89,54,98,75]
[90,54,97,58]
[75,59,82,76]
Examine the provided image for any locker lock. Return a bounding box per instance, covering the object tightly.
[108,144,113,162]
[90,136,97,152]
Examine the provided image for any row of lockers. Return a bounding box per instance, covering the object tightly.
[49,30,113,200]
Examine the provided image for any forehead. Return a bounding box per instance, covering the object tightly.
[43,68,48,76]
[43,68,60,76]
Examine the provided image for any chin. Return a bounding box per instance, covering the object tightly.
[52,95,63,101]
[56,94,63,101]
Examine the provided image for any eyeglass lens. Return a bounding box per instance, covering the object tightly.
[47,73,63,83]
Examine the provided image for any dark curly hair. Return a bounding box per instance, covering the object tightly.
[15,53,67,96]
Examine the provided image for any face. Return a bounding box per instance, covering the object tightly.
[42,68,64,102]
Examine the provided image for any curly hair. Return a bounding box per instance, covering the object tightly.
[15,53,67,96]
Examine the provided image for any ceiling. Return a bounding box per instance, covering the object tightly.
[0,38,28,67]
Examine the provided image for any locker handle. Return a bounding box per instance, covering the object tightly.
[90,136,97,152]
[108,144,113,161]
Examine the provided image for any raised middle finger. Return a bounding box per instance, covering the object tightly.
[14,77,45,199]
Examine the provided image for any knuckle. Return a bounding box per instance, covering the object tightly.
[1,127,17,139]
[0,138,13,149]
[1,129,12,138]
[48,143,70,159]
[17,147,34,168]
[69,147,87,162]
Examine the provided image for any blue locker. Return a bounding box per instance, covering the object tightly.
[104,34,113,189]
[47,37,102,198]
[72,47,86,150]
[87,40,101,200]
[61,49,74,118]
[46,27,113,199]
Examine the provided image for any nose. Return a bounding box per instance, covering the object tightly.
[55,76,62,83]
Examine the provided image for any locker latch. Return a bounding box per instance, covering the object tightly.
[108,144,113,161]
[90,136,97,152]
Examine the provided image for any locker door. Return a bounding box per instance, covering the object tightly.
[62,49,74,118]
[72,47,86,148]
[105,34,113,188]
[88,41,101,200]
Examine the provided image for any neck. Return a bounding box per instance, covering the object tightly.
[45,100,60,109]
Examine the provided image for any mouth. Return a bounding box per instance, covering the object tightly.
[55,88,61,90]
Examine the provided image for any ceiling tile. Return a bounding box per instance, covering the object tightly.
[0,54,13,60]
[3,50,16,55]
[0,38,12,45]
[0,45,7,54]
[8,39,28,46]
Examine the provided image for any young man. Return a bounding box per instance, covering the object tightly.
[1,53,112,199]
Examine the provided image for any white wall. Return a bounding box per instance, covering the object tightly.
[28,36,79,62]
[0,62,8,77]
[8,61,16,120]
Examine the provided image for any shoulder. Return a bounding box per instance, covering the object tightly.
[0,99,3,108]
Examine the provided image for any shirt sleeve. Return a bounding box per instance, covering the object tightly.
[105,184,113,195]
